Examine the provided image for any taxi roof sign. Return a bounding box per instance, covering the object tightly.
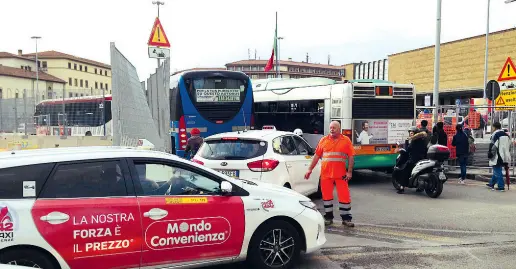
[137,139,155,149]
[147,17,170,48]
[497,57,516,82]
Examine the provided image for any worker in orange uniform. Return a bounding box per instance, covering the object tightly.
[304,121,356,227]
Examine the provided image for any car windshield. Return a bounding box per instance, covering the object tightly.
[198,139,267,160]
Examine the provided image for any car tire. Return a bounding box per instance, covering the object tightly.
[0,248,57,269]
[247,220,302,269]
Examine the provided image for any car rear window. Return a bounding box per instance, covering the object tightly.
[198,139,267,160]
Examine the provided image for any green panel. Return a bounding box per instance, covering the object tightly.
[345,154,398,170]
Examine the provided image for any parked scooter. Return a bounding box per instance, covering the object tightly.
[392,143,450,198]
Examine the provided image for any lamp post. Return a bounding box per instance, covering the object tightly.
[433,0,442,124]
[31,36,41,99]
[484,0,516,99]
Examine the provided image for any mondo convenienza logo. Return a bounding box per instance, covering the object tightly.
[146,217,231,250]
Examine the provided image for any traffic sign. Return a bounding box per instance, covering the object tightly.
[497,57,516,82]
[495,89,516,110]
[486,80,500,100]
[147,17,170,48]
[148,46,170,59]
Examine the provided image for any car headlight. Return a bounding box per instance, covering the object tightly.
[299,201,317,211]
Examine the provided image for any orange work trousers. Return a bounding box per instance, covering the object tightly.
[321,177,352,221]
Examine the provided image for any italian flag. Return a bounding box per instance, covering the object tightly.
[264,28,277,72]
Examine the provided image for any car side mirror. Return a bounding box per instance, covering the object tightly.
[221,181,233,195]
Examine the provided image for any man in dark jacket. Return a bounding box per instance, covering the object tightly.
[420,120,431,146]
[398,127,428,194]
[431,122,448,146]
[452,124,469,184]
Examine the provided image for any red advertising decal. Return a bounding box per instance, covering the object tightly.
[32,198,142,269]
[261,200,274,211]
[145,217,231,250]
[0,205,15,243]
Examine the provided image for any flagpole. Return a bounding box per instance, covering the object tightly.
[275,12,279,78]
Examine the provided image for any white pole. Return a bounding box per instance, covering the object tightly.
[483,0,491,99]
[433,0,442,124]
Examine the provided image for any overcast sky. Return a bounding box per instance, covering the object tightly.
[1,0,516,80]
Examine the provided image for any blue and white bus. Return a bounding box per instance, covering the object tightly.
[170,70,254,157]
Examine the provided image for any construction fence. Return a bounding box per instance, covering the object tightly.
[416,104,516,177]
[0,87,111,137]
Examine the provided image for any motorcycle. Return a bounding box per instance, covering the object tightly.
[392,143,450,198]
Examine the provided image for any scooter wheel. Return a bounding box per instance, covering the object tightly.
[425,174,443,198]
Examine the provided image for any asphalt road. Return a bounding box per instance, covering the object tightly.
[210,171,516,269]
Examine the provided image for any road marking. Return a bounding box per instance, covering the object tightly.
[350,223,516,235]
[464,249,483,261]
[353,226,457,242]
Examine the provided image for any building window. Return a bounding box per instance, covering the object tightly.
[105,70,108,76]
[68,78,72,85]
[85,66,88,72]
[80,65,83,71]
[0,88,2,99]
[95,68,97,74]
[74,79,78,87]
[100,83,104,90]
[68,62,71,69]
[80,79,83,87]
[15,93,19,99]
[106,84,108,91]
[85,80,89,88]
[75,93,79,97]
[95,82,98,89]
[74,63,77,70]
[42,61,47,68]
[69,92,73,98]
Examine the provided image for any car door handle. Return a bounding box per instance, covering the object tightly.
[144,208,168,220]
[40,211,70,225]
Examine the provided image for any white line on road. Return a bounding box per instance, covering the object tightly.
[350,223,516,235]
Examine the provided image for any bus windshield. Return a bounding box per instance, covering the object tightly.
[185,77,246,104]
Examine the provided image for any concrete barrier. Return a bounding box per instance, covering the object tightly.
[0,135,113,150]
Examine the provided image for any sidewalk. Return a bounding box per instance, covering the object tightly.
[445,167,516,183]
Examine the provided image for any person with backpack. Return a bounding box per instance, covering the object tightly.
[487,122,511,192]
[452,124,470,184]
[184,128,204,160]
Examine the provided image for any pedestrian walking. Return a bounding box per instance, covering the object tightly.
[184,128,204,160]
[304,121,356,227]
[487,122,511,192]
[452,124,470,184]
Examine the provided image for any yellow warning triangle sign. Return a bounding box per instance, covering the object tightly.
[496,96,506,105]
[497,57,516,82]
[147,17,170,48]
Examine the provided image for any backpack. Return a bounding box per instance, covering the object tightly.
[468,135,476,153]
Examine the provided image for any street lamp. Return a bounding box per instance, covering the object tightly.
[484,0,516,98]
[433,0,442,124]
[31,36,41,99]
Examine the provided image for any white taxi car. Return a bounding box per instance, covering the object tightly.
[192,128,322,197]
[0,147,326,269]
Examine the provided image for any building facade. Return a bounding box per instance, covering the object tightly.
[388,28,516,106]
[352,59,389,81]
[22,50,111,98]
[225,60,351,81]
[0,52,65,100]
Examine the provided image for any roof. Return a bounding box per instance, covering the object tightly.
[226,59,345,70]
[0,147,180,169]
[0,52,34,62]
[23,50,111,69]
[390,27,516,57]
[205,130,294,141]
[171,67,226,76]
[0,65,66,83]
